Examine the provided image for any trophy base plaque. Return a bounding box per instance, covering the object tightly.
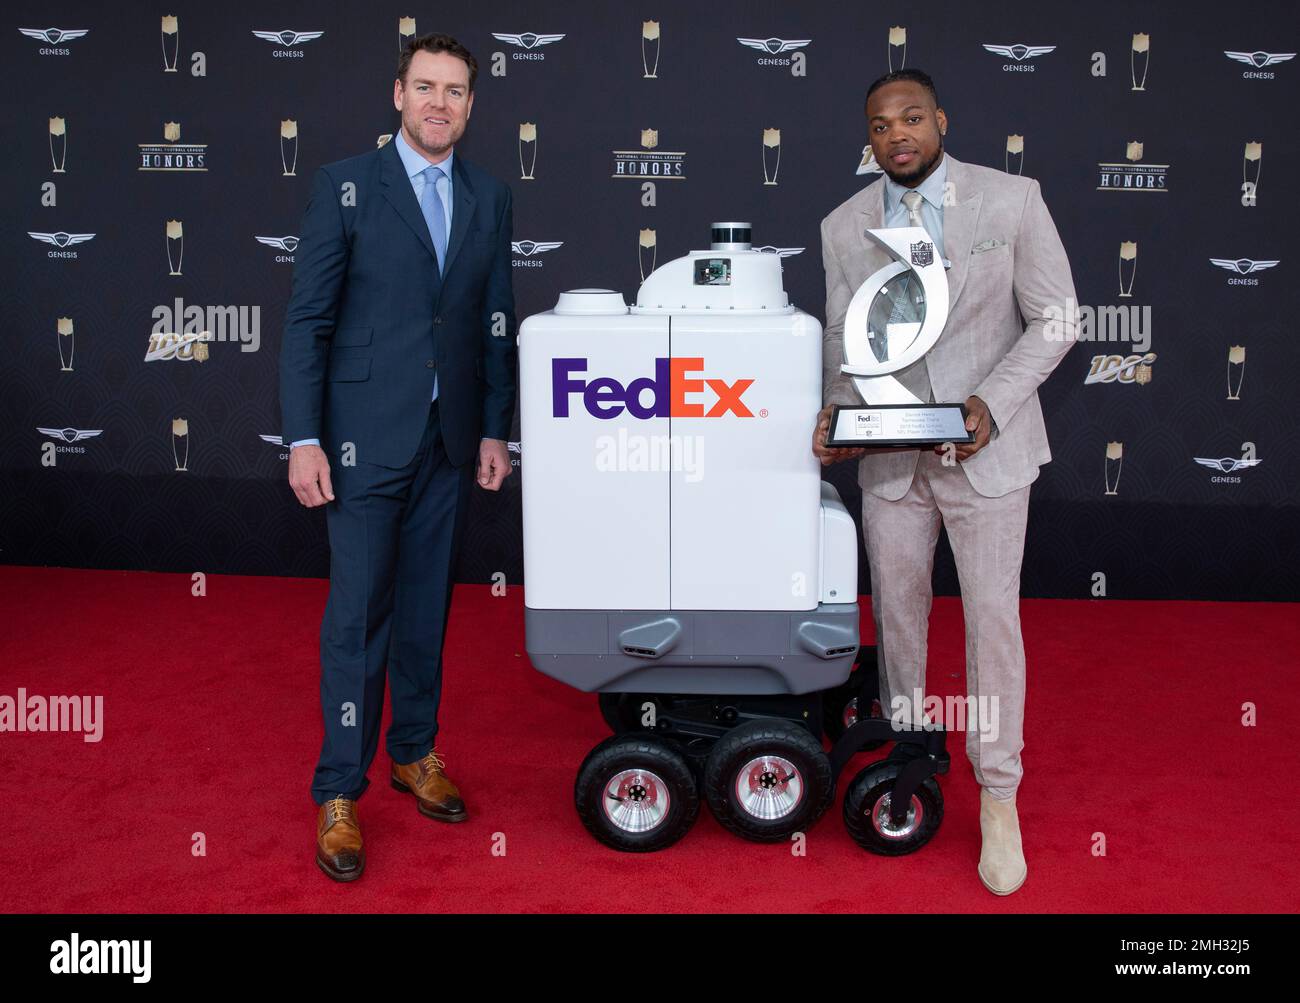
[826,403,974,448]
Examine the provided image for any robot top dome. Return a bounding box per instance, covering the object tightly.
[634,223,790,313]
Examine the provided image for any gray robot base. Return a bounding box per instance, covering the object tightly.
[569,645,950,855]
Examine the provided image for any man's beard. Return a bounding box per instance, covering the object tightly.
[405,111,458,157]
[880,140,943,186]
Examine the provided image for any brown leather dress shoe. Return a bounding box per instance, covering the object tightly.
[316,797,365,882]
[391,749,468,822]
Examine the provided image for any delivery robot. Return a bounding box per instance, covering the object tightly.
[520,223,949,854]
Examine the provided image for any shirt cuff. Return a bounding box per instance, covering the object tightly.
[289,438,320,449]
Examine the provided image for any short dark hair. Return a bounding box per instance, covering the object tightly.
[398,33,478,91]
[865,69,939,109]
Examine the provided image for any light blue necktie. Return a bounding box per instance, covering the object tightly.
[420,164,447,274]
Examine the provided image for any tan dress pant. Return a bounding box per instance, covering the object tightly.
[860,450,1031,799]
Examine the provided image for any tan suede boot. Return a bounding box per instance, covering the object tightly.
[978,788,1026,895]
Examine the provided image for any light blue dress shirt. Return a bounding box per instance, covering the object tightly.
[882,153,947,252]
[291,131,454,450]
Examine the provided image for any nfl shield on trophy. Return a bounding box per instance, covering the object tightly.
[826,225,974,449]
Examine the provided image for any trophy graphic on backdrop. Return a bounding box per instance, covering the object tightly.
[161,15,179,72]
[1227,346,1246,400]
[172,418,189,472]
[280,120,298,176]
[638,228,657,281]
[1104,442,1123,495]
[166,220,183,276]
[762,128,781,185]
[1242,142,1262,205]
[1131,33,1149,91]
[1005,134,1024,176]
[826,226,974,449]
[49,117,66,173]
[518,122,537,180]
[1118,241,1137,297]
[889,26,907,70]
[57,318,74,372]
[398,16,416,52]
[642,21,660,78]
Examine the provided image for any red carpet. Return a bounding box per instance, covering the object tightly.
[1,565,1296,913]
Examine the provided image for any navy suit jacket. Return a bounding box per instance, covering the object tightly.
[279,138,516,469]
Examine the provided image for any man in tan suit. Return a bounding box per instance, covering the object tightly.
[813,69,1076,895]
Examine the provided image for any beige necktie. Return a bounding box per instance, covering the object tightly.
[902,189,926,231]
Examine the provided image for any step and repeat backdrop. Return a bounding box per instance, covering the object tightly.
[2,1,1296,599]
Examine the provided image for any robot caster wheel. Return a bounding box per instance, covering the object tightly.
[823,647,885,750]
[702,718,834,842]
[842,759,944,856]
[574,733,700,852]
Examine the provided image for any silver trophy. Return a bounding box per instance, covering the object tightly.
[827,225,972,448]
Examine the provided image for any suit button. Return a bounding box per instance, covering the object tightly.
[425,360,435,368]
[433,317,443,325]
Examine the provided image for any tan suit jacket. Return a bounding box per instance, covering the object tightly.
[820,153,1077,499]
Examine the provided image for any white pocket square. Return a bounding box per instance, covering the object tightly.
[972,238,1006,253]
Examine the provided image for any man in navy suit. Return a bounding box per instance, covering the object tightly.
[279,34,516,882]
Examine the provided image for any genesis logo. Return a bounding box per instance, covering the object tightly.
[256,235,299,262]
[982,42,1056,70]
[18,27,87,54]
[1224,50,1294,79]
[754,246,805,258]
[252,30,323,59]
[512,240,563,267]
[1209,257,1278,285]
[1196,457,1258,475]
[736,37,810,68]
[512,240,563,255]
[492,32,565,60]
[38,427,102,443]
[737,37,810,53]
[29,231,95,247]
[29,231,94,258]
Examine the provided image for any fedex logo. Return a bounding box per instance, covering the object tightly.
[552,357,755,419]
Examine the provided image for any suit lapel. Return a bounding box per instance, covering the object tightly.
[441,156,478,279]
[941,156,982,309]
[855,180,890,281]
[379,137,440,268]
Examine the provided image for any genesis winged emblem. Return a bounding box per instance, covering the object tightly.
[1209,258,1278,275]
[251,30,325,46]
[38,427,102,443]
[19,28,89,44]
[29,231,95,247]
[1224,51,1295,68]
[256,235,301,252]
[1194,457,1262,473]
[512,240,564,256]
[982,43,1056,60]
[491,32,565,49]
[737,38,811,54]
